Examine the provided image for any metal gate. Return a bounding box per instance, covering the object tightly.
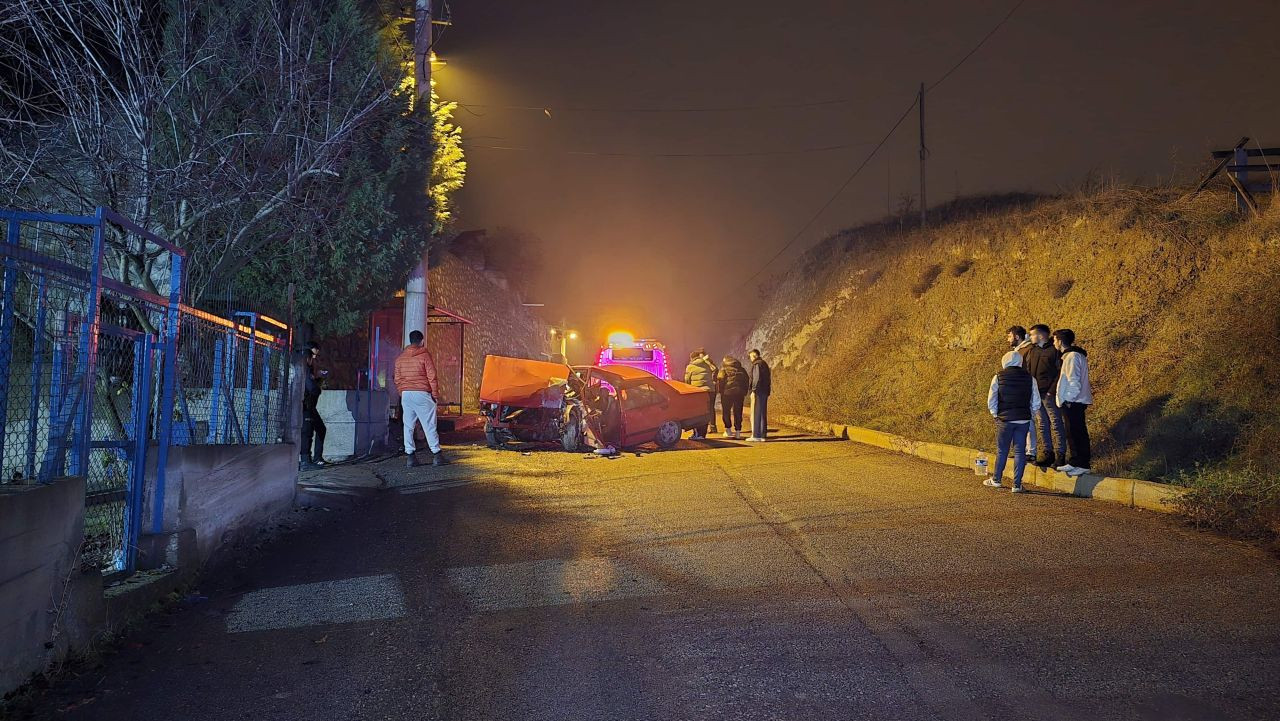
[1,207,183,576]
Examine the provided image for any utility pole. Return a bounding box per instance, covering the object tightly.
[918,81,927,229]
[403,0,432,345]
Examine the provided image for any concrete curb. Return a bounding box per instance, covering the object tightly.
[776,413,1183,514]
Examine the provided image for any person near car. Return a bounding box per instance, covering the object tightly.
[683,348,717,439]
[1053,328,1093,477]
[982,350,1041,493]
[394,330,448,467]
[1024,323,1066,468]
[716,356,750,439]
[746,349,771,442]
[300,341,327,468]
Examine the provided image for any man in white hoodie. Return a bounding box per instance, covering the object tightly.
[983,350,1041,493]
[1052,328,1093,476]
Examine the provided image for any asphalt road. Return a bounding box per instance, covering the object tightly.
[18,430,1280,720]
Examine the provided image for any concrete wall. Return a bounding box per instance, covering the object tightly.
[0,477,99,694]
[142,443,299,567]
[316,390,391,458]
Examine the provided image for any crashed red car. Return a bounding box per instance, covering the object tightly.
[479,355,711,451]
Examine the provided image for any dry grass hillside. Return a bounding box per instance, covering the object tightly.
[748,188,1280,481]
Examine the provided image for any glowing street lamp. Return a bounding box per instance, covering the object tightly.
[550,326,579,360]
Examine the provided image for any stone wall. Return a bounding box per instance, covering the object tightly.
[428,251,548,411]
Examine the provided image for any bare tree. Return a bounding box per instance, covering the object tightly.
[0,0,405,304]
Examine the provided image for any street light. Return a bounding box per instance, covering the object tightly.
[549,326,579,360]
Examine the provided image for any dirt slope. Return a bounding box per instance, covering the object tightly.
[747,189,1280,479]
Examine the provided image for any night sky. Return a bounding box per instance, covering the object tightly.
[435,0,1280,361]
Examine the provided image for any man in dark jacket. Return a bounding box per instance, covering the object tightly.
[300,342,327,468]
[1024,323,1066,467]
[982,350,1041,492]
[684,349,717,439]
[746,349,771,442]
[716,356,750,439]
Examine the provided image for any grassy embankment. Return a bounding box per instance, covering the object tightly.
[748,188,1280,540]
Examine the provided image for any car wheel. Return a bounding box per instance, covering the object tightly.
[656,419,682,449]
[561,405,584,452]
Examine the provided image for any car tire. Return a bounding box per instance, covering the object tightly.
[561,405,584,453]
[656,419,682,449]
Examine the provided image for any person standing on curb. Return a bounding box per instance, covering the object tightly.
[683,348,717,439]
[1053,328,1093,477]
[394,330,448,467]
[982,350,1041,493]
[746,349,771,443]
[300,341,328,469]
[1024,323,1066,468]
[1006,325,1036,460]
[716,355,749,439]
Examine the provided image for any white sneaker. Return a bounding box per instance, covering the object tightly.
[750,437,767,443]
[982,477,1003,488]
[1010,486,1026,494]
[1055,464,1076,473]
[1067,467,1091,477]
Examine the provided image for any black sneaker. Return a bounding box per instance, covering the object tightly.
[406,454,422,468]
[432,452,449,467]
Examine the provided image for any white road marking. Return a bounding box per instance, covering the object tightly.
[225,574,407,633]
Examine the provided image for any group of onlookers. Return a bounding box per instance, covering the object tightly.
[983,324,1093,492]
[683,349,771,442]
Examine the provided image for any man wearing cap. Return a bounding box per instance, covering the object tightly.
[982,350,1041,493]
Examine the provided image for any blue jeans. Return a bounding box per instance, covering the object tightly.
[751,393,769,438]
[995,420,1030,488]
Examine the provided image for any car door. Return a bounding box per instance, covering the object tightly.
[618,381,669,446]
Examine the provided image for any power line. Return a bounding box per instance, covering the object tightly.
[462,140,880,159]
[734,0,1030,291]
[737,97,919,289]
[927,0,1028,91]
[457,96,871,116]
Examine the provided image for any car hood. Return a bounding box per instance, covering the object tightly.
[479,355,571,409]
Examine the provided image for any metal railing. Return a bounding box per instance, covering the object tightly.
[1,206,293,575]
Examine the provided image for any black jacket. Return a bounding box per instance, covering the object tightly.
[749,357,772,396]
[717,359,750,397]
[995,367,1035,421]
[1023,343,1062,395]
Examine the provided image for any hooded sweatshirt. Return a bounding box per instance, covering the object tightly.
[716,358,750,397]
[988,351,1041,422]
[1056,345,1093,405]
[394,344,440,396]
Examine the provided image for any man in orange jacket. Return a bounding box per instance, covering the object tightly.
[394,330,448,467]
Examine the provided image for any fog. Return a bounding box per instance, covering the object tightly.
[436,0,1280,365]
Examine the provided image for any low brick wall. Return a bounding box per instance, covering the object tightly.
[776,414,1182,513]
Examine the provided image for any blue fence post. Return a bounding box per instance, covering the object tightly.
[241,314,257,444]
[260,343,271,444]
[23,274,48,480]
[150,252,181,535]
[125,334,155,569]
[224,327,238,442]
[69,208,106,477]
[0,252,17,479]
[208,337,224,443]
[46,339,63,480]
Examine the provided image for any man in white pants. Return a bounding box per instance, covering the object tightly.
[394,330,448,467]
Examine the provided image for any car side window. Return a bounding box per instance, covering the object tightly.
[621,383,664,410]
